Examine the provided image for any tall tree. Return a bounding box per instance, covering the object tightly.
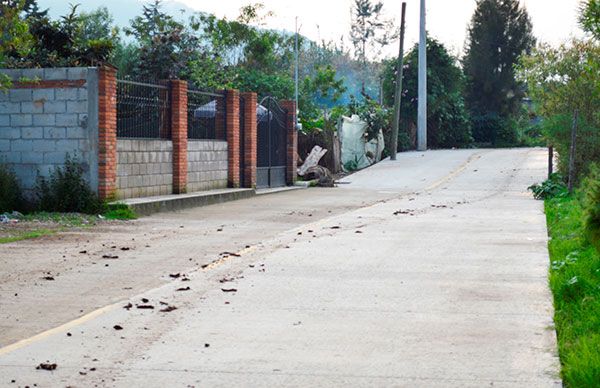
[383,38,471,149]
[349,0,396,94]
[463,0,534,142]
[580,0,600,40]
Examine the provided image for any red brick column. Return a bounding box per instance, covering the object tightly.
[98,66,117,200]
[240,92,257,188]
[171,80,188,194]
[280,100,298,185]
[225,89,241,188]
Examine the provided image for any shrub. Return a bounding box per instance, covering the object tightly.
[0,164,23,213]
[528,173,568,200]
[35,155,101,214]
[542,114,600,184]
[582,165,600,252]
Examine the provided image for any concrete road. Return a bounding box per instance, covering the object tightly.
[0,148,560,387]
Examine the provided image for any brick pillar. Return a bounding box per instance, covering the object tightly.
[280,100,297,185]
[240,92,257,188]
[97,66,117,201]
[225,89,240,188]
[171,80,188,194]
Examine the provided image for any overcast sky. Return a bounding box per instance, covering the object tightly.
[42,0,586,58]
[176,0,585,57]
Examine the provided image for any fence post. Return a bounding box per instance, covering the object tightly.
[548,145,553,179]
[171,80,188,194]
[280,100,298,185]
[240,92,257,188]
[568,110,578,193]
[225,89,241,188]
[97,66,117,201]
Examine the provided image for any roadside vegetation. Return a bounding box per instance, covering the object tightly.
[525,2,600,385]
[0,157,136,244]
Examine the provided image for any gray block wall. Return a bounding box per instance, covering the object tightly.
[116,139,173,199]
[187,140,228,192]
[0,67,99,197]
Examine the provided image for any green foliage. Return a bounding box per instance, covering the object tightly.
[383,38,472,149]
[103,203,137,220]
[0,0,33,88]
[3,3,115,68]
[540,114,600,184]
[580,0,600,40]
[348,96,390,141]
[35,155,101,214]
[0,163,23,212]
[463,0,535,139]
[125,0,198,79]
[545,195,600,386]
[517,40,600,131]
[528,173,568,200]
[349,0,396,93]
[582,165,600,252]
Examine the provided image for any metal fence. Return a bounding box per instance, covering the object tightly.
[187,89,226,140]
[117,79,171,139]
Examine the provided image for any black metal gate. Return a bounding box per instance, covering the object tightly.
[257,97,287,188]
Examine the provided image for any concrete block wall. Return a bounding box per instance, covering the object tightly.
[0,67,99,196]
[116,139,173,199]
[187,140,228,192]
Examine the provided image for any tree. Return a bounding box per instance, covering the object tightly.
[580,0,600,40]
[349,0,396,94]
[383,38,471,149]
[517,39,600,180]
[126,0,198,79]
[0,0,32,88]
[463,0,535,143]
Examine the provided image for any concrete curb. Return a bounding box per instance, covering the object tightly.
[111,188,255,217]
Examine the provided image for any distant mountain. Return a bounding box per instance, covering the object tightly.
[38,0,197,28]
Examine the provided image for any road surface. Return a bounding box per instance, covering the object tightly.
[0,148,560,387]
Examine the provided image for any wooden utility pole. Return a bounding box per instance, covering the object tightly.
[390,2,407,161]
[567,110,579,193]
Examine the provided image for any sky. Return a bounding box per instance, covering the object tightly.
[42,0,586,59]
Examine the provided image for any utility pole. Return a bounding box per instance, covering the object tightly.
[294,17,300,130]
[417,0,427,151]
[390,2,407,161]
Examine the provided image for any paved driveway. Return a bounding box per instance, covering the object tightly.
[0,148,560,387]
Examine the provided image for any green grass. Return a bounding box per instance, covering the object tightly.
[0,229,55,244]
[545,195,600,386]
[0,206,136,244]
[103,203,137,220]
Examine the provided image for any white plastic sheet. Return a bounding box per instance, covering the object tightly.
[339,115,385,171]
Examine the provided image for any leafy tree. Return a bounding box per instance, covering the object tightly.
[580,0,600,40]
[463,0,535,143]
[300,64,347,126]
[0,0,32,88]
[349,0,396,93]
[125,0,198,79]
[3,3,113,68]
[518,39,600,180]
[383,38,472,149]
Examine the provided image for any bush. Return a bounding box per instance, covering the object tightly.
[583,165,600,252]
[542,114,600,185]
[528,173,568,200]
[35,155,101,214]
[0,164,23,213]
[471,113,518,146]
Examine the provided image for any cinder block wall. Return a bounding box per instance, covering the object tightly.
[187,140,228,192]
[116,139,173,199]
[0,67,99,196]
